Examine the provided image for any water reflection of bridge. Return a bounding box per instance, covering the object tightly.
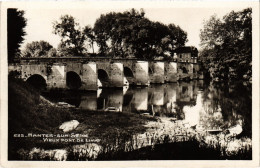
[76,81,204,117]
[43,80,250,137]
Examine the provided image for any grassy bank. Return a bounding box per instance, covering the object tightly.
[15,134,252,160]
[8,77,156,160]
[95,137,252,160]
[8,77,75,159]
[8,76,252,160]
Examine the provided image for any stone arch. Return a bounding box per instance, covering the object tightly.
[149,67,153,75]
[26,74,47,91]
[123,66,134,85]
[66,71,82,89]
[98,69,109,87]
[8,70,21,78]
[123,67,134,77]
[182,67,188,74]
[123,92,133,106]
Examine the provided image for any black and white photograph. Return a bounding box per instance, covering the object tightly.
[0,1,259,167]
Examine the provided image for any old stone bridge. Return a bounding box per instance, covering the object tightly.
[8,57,203,90]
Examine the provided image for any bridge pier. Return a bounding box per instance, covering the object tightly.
[110,62,124,87]
[165,62,178,82]
[47,64,65,88]
[149,61,165,84]
[97,62,124,88]
[178,62,194,80]
[134,61,149,86]
[82,62,97,90]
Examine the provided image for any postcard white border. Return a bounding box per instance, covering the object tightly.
[0,1,259,168]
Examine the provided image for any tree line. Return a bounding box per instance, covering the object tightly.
[8,8,188,61]
[7,8,27,63]
[8,7,252,82]
[199,8,252,82]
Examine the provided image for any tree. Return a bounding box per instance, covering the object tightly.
[52,9,188,59]
[93,12,118,56]
[93,8,187,59]
[47,48,58,57]
[168,24,188,55]
[53,15,87,56]
[83,25,96,54]
[21,41,55,57]
[200,8,252,82]
[7,8,27,63]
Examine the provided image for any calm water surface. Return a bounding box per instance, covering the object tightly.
[44,80,252,137]
[16,80,251,160]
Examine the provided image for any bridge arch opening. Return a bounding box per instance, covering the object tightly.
[182,67,188,74]
[124,67,134,77]
[26,74,47,91]
[123,93,133,106]
[149,67,153,75]
[66,71,82,89]
[98,69,109,87]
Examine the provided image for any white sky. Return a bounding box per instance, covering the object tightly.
[17,3,251,51]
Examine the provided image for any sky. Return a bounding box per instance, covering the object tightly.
[17,2,250,51]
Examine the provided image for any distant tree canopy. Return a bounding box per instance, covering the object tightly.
[53,15,95,56]
[93,9,187,59]
[7,8,27,63]
[200,8,252,82]
[83,25,96,54]
[21,41,56,57]
[52,9,187,59]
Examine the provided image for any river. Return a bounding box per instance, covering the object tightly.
[31,80,252,160]
[43,80,251,137]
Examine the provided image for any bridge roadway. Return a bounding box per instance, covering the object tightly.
[8,57,202,90]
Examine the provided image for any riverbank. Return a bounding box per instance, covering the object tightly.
[8,77,157,159]
[13,116,252,160]
[8,77,252,160]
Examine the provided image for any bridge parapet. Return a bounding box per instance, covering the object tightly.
[19,57,142,64]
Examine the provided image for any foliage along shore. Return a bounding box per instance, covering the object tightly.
[8,76,156,159]
[9,76,252,160]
